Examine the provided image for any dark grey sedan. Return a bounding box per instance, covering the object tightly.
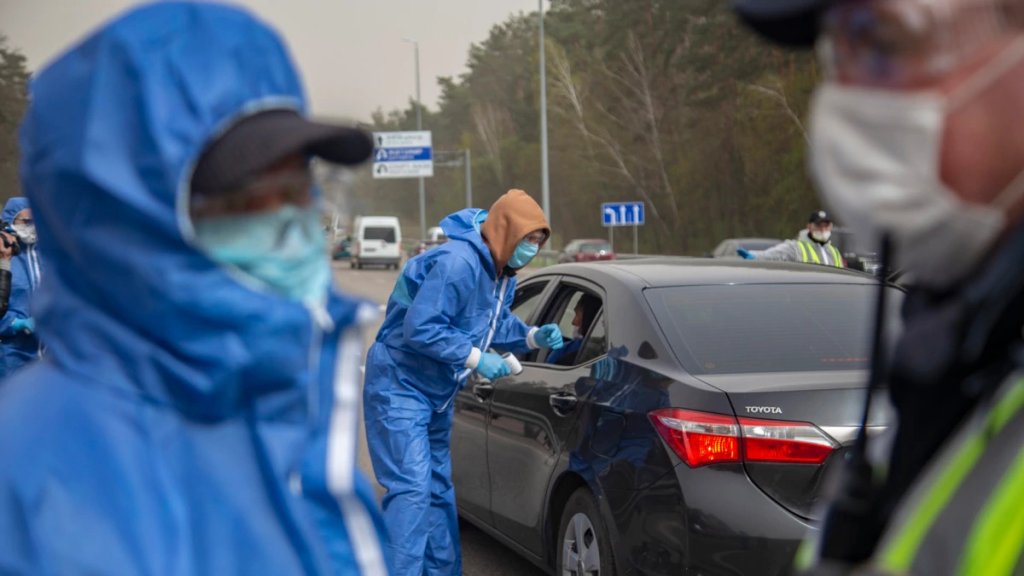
[451,258,901,576]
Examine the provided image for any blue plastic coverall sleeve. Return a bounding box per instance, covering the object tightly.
[401,254,476,366]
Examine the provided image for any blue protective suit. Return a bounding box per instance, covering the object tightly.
[0,197,42,378]
[0,4,388,575]
[364,208,534,576]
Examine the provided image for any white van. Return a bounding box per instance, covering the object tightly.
[351,216,402,270]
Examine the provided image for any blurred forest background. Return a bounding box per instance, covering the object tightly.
[0,1,822,254]
[351,0,821,254]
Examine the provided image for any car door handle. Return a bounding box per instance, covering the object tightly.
[473,382,495,402]
[549,391,578,415]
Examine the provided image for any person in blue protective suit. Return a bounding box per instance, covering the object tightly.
[0,3,389,575]
[364,188,564,576]
[0,197,43,378]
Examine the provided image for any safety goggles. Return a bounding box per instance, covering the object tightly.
[818,0,1019,87]
[523,231,547,245]
[191,169,314,218]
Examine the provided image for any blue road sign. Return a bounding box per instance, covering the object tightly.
[372,131,433,178]
[602,202,645,227]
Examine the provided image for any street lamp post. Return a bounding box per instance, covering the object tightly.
[464,148,472,209]
[403,37,427,240]
[538,0,550,227]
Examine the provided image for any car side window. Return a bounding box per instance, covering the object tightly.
[541,286,605,367]
[511,282,548,325]
[576,311,607,365]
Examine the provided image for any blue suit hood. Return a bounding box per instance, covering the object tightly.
[440,208,496,277]
[2,198,29,224]
[18,2,357,419]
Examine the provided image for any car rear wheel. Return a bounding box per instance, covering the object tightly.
[557,488,615,576]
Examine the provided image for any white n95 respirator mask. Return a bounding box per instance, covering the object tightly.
[808,39,1024,289]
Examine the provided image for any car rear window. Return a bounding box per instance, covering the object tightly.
[645,284,901,374]
[364,226,396,243]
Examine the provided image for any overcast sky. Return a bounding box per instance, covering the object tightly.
[1,0,543,122]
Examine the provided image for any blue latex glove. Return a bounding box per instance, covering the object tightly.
[737,248,756,260]
[535,324,564,350]
[476,351,511,380]
[11,317,34,334]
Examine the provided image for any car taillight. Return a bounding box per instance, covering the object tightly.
[649,409,836,467]
[739,417,836,464]
[649,409,740,467]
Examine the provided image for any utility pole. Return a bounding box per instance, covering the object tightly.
[538,0,550,226]
[465,148,473,209]
[403,37,426,239]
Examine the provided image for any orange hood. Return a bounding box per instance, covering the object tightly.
[480,189,550,273]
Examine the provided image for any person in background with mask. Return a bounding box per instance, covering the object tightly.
[737,209,845,267]
[734,0,1024,574]
[0,206,20,371]
[0,197,42,379]
[0,3,388,574]
[363,188,564,576]
[546,293,601,365]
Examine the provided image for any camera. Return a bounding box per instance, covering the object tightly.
[1,228,21,256]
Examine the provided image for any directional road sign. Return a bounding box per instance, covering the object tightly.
[372,131,433,179]
[602,201,645,227]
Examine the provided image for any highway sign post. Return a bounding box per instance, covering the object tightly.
[601,201,644,254]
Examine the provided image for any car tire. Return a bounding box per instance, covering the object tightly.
[556,488,615,576]
[350,260,356,269]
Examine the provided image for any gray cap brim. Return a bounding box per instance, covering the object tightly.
[191,109,372,194]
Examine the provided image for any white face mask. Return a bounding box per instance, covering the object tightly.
[11,224,36,245]
[810,229,831,243]
[809,39,1024,289]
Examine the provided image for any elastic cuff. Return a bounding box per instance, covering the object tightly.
[527,327,540,349]
[465,347,482,369]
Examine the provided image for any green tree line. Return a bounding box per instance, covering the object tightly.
[349,0,822,254]
[0,36,29,207]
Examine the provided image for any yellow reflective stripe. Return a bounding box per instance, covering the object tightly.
[829,245,844,267]
[880,380,1024,572]
[958,444,1024,576]
[957,381,1024,576]
[796,241,809,263]
[799,241,821,264]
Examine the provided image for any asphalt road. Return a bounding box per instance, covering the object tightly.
[333,262,548,576]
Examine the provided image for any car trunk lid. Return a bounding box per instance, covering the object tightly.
[698,371,891,520]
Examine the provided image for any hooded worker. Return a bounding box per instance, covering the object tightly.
[0,197,41,379]
[364,189,564,576]
[0,3,388,574]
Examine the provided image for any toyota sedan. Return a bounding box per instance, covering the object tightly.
[451,258,901,576]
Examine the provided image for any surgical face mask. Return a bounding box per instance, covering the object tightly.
[193,204,331,303]
[809,39,1024,289]
[508,239,539,269]
[810,229,832,244]
[11,224,36,245]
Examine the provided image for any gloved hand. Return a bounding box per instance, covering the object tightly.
[476,351,512,380]
[11,317,34,334]
[737,248,756,260]
[535,324,564,349]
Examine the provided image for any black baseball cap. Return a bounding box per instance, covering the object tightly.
[809,209,832,224]
[732,0,834,48]
[191,109,373,194]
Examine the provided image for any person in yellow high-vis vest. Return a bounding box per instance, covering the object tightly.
[737,210,845,268]
[732,0,1024,574]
